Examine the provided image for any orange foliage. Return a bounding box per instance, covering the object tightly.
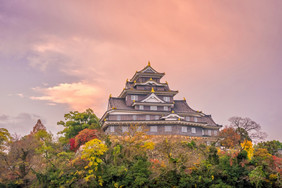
[219,126,241,148]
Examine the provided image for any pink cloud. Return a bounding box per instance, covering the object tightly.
[31,82,106,114]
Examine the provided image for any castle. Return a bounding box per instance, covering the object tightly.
[100,62,221,137]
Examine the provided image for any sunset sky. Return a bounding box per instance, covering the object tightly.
[0,1,281,141]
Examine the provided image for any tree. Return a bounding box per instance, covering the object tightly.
[2,135,41,186]
[256,140,282,156]
[58,108,100,141]
[219,126,241,148]
[228,117,267,143]
[73,128,99,151]
[0,128,11,152]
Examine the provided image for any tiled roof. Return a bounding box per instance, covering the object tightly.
[109,98,133,110]
[173,100,196,113]
[202,115,218,126]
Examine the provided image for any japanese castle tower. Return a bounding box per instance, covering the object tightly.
[100,62,221,137]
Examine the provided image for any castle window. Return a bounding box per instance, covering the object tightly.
[122,126,128,133]
[139,105,144,110]
[133,115,137,120]
[150,106,157,111]
[164,106,169,111]
[155,115,159,120]
[194,117,198,122]
[150,126,157,132]
[192,127,196,134]
[165,126,172,132]
[202,129,205,135]
[186,117,190,121]
[163,97,170,102]
[146,115,150,120]
[117,115,121,121]
[208,130,212,136]
[110,126,115,133]
[214,130,218,136]
[131,95,138,100]
[182,126,187,133]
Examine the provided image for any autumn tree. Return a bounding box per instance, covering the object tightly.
[1,135,41,186]
[219,126,241,148]
[72,128,99,151]
[58,108,100,142]
[228,117,267,143]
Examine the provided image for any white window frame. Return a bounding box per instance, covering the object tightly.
[110,126,115,133]
[150,106,157,111]
[122,126,128,133]
[202,129,205,135]
[139,105,144,110]
[163,96,170,102]
[191,127,196,134]
[208,130,212,136]
[117,115,121,121]
[194,117,198,122]
[165,126,172,132]
[150,126,157,132]
[131,95,138,100]
[214,130,218,136]
[186,116,190,121]
[146,115,150,120]
[182,126,187,133]
[164,106,169,111]
[155,115,159,120]
[133,115,137,120]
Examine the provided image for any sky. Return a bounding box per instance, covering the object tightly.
[0,0,281,141]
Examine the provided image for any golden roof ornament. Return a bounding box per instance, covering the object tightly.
[172,110,175,113]
[150,77,152,81]
[151,87,155,93]
[165,81,168,84]
[134,80,136,83]
[126,78,128,82]
[183,97,186,101]
[148,61,151,66]
[109,94,112,98]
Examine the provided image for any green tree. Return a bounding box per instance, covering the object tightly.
[256,140,282,156]
[0,128,11,152]
[58,108,100,141]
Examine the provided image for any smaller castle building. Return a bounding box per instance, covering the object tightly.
[100,62,221,137]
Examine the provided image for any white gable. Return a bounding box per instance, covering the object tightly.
[142,67,156,73]
[161,113,184,121]
[139,80,162,86]
[141,93,164,103]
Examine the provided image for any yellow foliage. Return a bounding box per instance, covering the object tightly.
[81,139,108,183]
[241,140,254,160]
[142,142,155,150]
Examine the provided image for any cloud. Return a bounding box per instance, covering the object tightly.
[0,113,43,136]
[30,81,106,113]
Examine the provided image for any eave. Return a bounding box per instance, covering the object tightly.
[119,89,179,98]
[130,72,165,82]
[102,120,221,130]
[132,102,174,107]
